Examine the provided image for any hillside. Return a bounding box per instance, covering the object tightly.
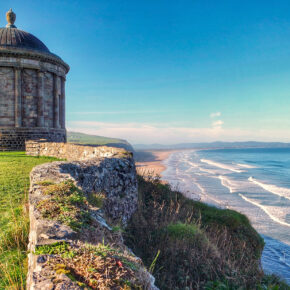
[125,175,289,289]
[67,131,134,152]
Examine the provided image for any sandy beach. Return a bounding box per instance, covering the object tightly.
[135,150,176,176]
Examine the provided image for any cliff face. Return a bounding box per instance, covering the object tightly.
[26,144,157,289]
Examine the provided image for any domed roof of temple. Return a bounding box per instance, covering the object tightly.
[0,9,50,54]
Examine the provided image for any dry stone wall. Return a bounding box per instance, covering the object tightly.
[25,140,132,161]
[27,147,158,289]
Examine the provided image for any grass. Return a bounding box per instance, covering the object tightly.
[37,180,107,231]
[34,240,142,289]
[67,131,127,145]
[37,180,92,231]
[87,192,106,208]
[124,175,289,289]
[0,151,59,289]
[166,222,209,247]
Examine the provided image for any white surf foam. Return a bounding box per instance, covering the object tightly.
[248,177,290,201]
[239,194,290,227]
[201,159,243,173]
[196,182,223,206]
[237,163,256,169]
[218,175,235,193]
[184,160,218,175]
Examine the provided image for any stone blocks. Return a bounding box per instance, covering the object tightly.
[0,45,69,151]
[0,128,66,151]
[25,141,131,161]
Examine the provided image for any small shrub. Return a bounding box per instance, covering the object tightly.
[112,225,124,233]
[87,192,106,208]
[167,222,199,240]
[35,242,69,255]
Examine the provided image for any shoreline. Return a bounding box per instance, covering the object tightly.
[135,148,290,284]
[135,150,176,177]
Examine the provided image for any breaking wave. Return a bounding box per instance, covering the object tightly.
[249,177,290,201]
[237,163,256,169]
[218,175,235,193]
[201,159,243,173]
[239,194,290,227]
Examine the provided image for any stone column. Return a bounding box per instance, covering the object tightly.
[37,71,44,127]
[14,68,22,127]
[53,74,60,129]
[60,77,66,129]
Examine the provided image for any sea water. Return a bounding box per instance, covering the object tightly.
[162,148,290,283]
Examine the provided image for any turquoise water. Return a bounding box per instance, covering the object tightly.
[163,148,290,283]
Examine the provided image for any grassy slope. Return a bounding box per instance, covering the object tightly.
[0,152,59,289]
[67,131,123,145]
[125,175,289,289]
[67,131,127,145]
[67,132,134,152]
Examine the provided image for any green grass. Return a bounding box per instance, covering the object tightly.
[166,222,208,246]
[67,131,126,145]
[37,180,93,231]
[34,241,70,256]
[0,152,59,289]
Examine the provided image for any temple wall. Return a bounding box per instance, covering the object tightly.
[22,69,38,127]
[43,72,54,128]
[0,67,15,127]
[0,128,66,151]
[0,53,68,150]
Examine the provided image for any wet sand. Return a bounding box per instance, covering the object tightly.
[135,150,176,177]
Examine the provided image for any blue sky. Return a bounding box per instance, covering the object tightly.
[1,0,290,144]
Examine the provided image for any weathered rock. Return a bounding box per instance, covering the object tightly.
[29,156,138,224]
[25,140,132,161]
[27,148,158,289]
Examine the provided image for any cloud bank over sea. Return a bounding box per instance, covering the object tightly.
[68,120,290,144]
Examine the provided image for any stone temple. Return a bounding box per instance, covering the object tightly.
[0,9,69,150]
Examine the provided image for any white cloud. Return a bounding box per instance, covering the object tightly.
[212,120,224,130]
[67,121,290,144]
[210,112,221,118]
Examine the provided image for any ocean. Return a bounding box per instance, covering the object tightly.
[162,148,290,283]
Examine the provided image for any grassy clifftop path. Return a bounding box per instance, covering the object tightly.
[0,152,59,289]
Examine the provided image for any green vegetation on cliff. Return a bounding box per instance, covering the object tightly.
[67,131,134,152]
[0,152,59,289]
[125,175,289,289]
